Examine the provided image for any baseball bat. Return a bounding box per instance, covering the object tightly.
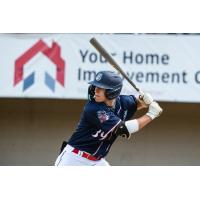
[90,37,142,94]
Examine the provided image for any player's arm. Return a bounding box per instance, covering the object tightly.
[116,101,163,139]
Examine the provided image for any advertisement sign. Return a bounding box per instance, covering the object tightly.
[0,34,200,102]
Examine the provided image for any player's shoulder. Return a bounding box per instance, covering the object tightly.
[84,100,107,113]
[119,94,137,104]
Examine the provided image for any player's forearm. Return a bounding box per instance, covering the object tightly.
[124,115,151,136]
[124,101,163,135]
[136,115,152,129]
[137,101,163,129]
[119,101,163,139]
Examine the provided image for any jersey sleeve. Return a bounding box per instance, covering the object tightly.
[84,102,121,135]
[121,95,138,120]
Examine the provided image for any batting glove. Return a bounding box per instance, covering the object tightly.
[139,91,154,106]
[146,101,163,120]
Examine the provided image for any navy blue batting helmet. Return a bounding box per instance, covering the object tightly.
[88,71,123,100]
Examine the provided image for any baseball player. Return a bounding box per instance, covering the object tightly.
[55,71,163,166]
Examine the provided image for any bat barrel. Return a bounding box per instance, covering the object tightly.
[90,37,140,92]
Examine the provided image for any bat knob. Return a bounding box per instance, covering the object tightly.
[138,90,144,99]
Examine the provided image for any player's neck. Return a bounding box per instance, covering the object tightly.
[105,99,116,108]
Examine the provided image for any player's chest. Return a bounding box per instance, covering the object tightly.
[113,105,128,121]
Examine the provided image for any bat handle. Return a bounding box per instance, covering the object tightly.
[138,90,144,100]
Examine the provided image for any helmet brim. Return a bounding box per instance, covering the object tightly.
[88,80,113,89]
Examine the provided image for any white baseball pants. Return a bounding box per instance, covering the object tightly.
[55,144,110,166]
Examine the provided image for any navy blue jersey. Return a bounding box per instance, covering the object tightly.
[68,95,137,158]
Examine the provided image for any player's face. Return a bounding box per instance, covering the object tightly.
[94,87,107,102]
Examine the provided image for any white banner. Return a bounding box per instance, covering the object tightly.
[0,33,200,102]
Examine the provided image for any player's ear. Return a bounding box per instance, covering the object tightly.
[88,85,95,101]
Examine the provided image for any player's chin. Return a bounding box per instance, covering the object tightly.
[94,97,104,103]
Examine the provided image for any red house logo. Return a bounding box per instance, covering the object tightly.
[14,39,65,92]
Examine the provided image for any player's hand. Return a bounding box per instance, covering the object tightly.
[139,91,154,107]
[146,101,163,120]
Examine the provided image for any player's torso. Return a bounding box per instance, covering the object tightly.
[68,95,137,158]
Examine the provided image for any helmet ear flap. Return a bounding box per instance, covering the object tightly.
[88,85,95,101]
[105,89,112,100]
[105,84,122,100]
